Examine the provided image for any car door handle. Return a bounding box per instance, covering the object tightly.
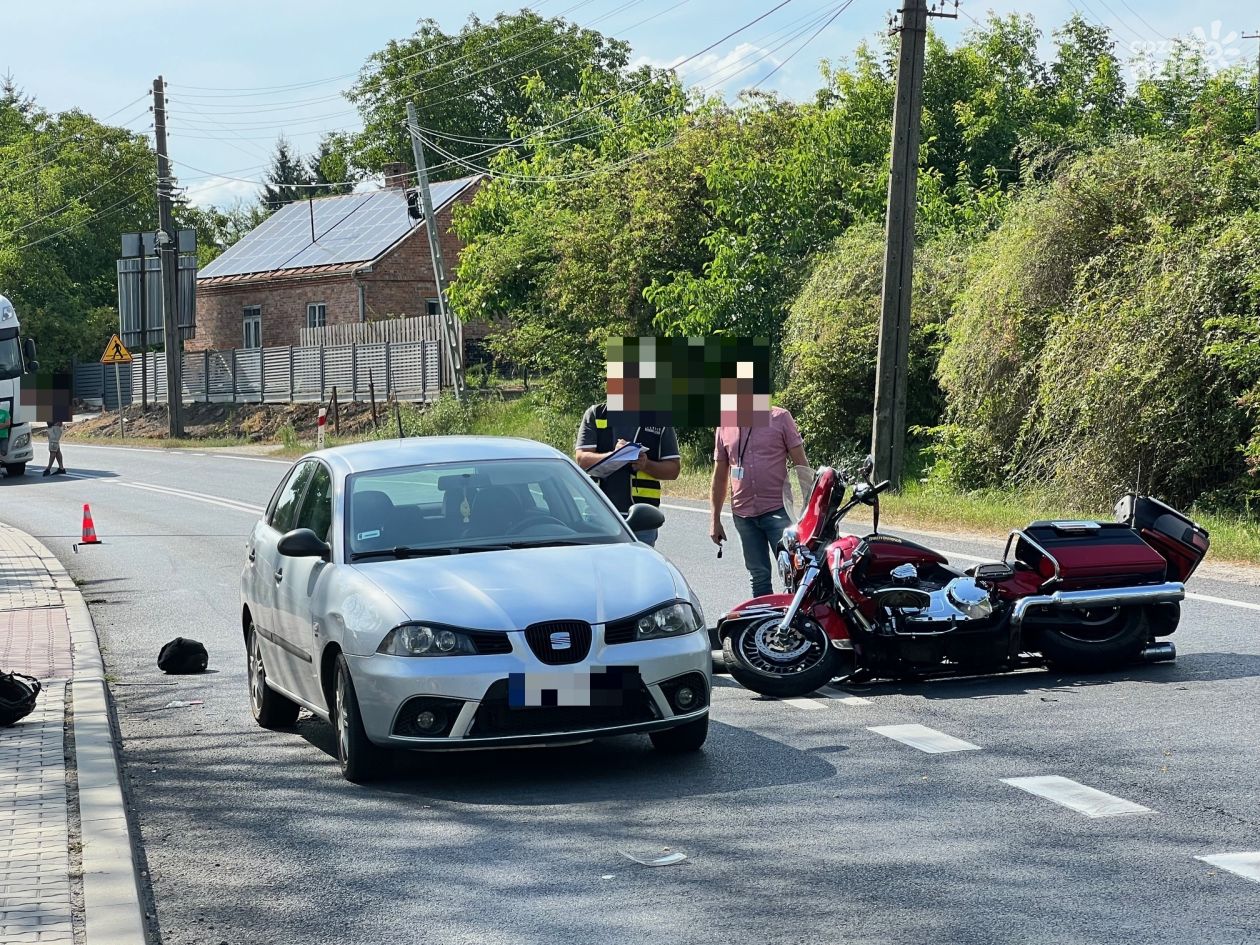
[248,549,256,563]
[273,568,284,583]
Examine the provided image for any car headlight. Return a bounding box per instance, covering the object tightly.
[11,433,29,450]
[635,602,701,641]
[377,623,477,657]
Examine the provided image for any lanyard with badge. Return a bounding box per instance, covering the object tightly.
[731,427,751,481]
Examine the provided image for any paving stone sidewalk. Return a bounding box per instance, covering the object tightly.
[1,521,146,944]
[0,525,76,945]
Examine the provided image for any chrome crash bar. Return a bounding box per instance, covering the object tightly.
[1010,581,1185,630]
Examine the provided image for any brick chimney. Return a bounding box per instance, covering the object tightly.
[382,161,413,189]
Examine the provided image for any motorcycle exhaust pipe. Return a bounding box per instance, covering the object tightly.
[1141,641,1176,663]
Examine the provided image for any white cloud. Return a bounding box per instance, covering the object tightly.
[632,42,781,97]
[186,176,262,209]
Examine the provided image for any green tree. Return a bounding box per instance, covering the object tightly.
[306,133,355,198]
[0,86,158,370]
[260,135,310,210]
[345,11,633,180]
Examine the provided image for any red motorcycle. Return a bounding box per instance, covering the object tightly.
[715,458,1210,698]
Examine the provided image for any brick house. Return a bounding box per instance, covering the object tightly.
[192,171,482,351]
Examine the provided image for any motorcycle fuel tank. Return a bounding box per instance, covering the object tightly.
[854,534,949,580]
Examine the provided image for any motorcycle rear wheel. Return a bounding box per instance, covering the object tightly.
[1036,606,1149,671]
[723,615,844,698]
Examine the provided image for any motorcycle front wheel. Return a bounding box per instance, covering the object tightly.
[723,613,844,698]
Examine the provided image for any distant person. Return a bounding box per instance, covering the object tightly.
[575,403,680,546]
[710,406,809,597]
[42,420,66,476]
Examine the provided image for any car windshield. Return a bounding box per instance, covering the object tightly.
[346,457,631,559]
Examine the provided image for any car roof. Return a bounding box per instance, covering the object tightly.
[305,436,568,477]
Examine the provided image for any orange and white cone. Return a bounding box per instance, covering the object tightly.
[80,504,101,545]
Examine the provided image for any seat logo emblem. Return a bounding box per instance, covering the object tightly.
[550,631,572,650]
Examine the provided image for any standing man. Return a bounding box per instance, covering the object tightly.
[575,403,680,546]
[710,406,810,597]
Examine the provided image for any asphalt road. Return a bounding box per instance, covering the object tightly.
[3,440,1260,945]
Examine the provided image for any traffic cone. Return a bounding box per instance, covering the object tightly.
[80,504,101,545]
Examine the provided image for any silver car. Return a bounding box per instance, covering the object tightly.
[241,436,711,782]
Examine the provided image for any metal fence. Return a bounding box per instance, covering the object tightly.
[298,313,462,348]
[73,340,442,407]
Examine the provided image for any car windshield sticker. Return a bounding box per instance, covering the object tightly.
[356,529,381,541]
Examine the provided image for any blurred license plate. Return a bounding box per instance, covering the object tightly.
[508,666,640,708]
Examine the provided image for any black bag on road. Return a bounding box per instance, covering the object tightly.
[0,670,42,727]
[157,637,209,674]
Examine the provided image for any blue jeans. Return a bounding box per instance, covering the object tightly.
[635,528,659,547]
[732,507,792,598]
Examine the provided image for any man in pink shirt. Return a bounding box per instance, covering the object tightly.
[710,406,810,597]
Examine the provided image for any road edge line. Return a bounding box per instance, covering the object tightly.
[6,524,148,945]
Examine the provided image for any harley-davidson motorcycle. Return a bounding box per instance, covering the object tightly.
[715,458,1210,698]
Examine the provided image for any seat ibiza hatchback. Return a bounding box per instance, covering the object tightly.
[241,436,711,782]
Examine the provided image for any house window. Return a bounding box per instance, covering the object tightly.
[307,303,327,329]
[426,298,440,316]
[242,306,262,349]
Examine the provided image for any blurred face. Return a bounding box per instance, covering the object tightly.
[606,336,771,428]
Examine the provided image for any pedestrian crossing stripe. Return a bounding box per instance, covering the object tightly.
[100,335,133,365]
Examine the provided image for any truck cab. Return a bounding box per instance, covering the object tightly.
[0,295,38,477]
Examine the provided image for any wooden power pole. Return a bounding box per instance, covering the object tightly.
[405,102,465,399]
[871,0,952,486]
[153,77,183,437]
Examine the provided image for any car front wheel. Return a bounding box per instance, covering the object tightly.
[333,654,389,783]
[247,625,299,729]
[649,715,709,753]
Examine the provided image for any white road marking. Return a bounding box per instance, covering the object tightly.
[869,724,981,753]
[1196,852,1260,884]
[820,688,871,705]
[1002,776,1154,818]
[65,473,264,516]
[781,697,828,711]
[52,442,290,464]
[1185,592,1260,612]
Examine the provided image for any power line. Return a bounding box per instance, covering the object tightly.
[15,188,151,252]
[751,0,856,89]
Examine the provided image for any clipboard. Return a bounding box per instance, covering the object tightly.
[586,443,645,479]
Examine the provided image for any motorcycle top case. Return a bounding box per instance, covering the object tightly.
[1115,494,1210,582]
[1015,521,1168,588]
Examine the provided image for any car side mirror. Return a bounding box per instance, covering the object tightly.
[26,360,39,373]
[278,527,330,560]
[625,503,665,535]
[22,339,36,361]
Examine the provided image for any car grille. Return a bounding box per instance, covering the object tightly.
[524,620,591,665]
[467,676,659,739]
[603,617,636,645]
[469,631,513,655]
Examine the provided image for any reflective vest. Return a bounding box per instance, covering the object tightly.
[591,404,664,509]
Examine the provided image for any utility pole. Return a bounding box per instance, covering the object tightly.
[153,76,182,437]
[405,101,465,399]
[1245,31,1260,132]
[870,0,953,486]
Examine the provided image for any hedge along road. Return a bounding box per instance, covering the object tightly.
[2,439,1259,945]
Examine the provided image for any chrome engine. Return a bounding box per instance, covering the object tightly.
[872,565,997,634]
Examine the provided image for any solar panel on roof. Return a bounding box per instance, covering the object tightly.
[197,175,479,280]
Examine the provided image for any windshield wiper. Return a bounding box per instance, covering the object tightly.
[351,544,512,561]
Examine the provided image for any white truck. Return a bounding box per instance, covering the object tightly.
[0,294,38,477]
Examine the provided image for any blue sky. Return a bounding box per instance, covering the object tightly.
[3,0,1251,207]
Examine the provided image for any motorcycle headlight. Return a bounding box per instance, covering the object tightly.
[635,602,701,641]
[377,623,477,657]
[10,433,29,450]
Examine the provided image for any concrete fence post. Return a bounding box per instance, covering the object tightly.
[231,349,237,402]
[289,345,295,403]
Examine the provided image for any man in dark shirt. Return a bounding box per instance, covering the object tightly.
[575,403,680,546]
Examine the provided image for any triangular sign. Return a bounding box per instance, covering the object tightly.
[100,334,133,365]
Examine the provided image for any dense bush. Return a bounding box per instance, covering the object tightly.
[932,138,1260,505]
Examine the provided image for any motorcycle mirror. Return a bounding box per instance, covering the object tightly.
[860,454,875,478]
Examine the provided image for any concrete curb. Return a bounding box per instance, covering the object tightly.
[8,526,148,945]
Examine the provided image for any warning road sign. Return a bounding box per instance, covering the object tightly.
[100,334,133,365]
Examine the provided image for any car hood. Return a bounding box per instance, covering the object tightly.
[353,543,688,630]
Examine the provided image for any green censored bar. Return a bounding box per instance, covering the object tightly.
[606,337,771,427]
